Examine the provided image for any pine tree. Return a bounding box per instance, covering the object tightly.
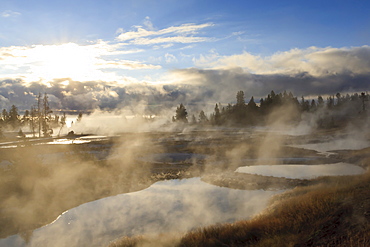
[30,107,36,137]
[198,110,208,123]
[42,93,53,137]
[8,105,20,129]
[236,91,245,106]
[214,103,221,125]
[2,109,9,123]
[22,110,30,126]
[310,99,317,111]
[247,96,258,111]
[58,112,67,137]
[175,103,188,123]
[37,93,42,137]
[317,96,324,107]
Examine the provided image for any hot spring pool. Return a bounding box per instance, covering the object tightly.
[0,178,282,247]
[235,162,366,179]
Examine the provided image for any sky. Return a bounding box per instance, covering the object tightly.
[0,0,370,112]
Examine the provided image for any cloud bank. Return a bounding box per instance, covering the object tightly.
[0,44,370,114]
[172,45,370,100]
[194,46,370,76]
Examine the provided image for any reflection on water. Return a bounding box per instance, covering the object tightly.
[45,139,91,145]
[291,139,370,156]
[0,135,109,148]
[236,163,366,179]
[0,145,18,149]
[45,136,109,145]
[0,178,281,247]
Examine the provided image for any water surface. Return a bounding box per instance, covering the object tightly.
[0,178,281,247]
[236,163,365,179]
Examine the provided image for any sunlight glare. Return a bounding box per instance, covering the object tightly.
[28,43,116,83]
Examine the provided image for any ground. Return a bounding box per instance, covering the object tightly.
[0,127,369,246]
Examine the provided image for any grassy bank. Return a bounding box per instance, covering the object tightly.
[109,169,370,247]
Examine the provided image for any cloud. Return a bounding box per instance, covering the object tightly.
[143,16,154,30]
[1,10,21,18]
[194,46,370,77]
[0,94,10,109]
[132,36,210,45]
[174,45,370,100]
[169,66,370,102]
[117,23,213,41]
[180,45,196,50]
[116,22,214,45]
[0,78,196,112]
[165,53,178,63]
[98,60,162,70]
[1,44,370,113]
[115,28,124,35]
[153,43,174,50]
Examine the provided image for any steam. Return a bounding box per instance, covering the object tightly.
[0,120,168,242]
[0,178,281,247]
[1,88,370,247]
[70,111,167,135]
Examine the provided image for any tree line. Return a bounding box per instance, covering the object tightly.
[173,90,369,127]
[1,90,368,138]
[0,93,82,138]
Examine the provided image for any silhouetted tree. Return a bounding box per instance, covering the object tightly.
[270,90,276,99]
[58,112,67,137]
[360,92,368,112]
[310,99,317,111]
[300,97,310,112]
[174,103,188,123]
[22,110,30,126]
[317,96,324,107]
[327,96,334,109]
[2,109,9,123]
[246,96,259,124]
[37,93,42,137]
[247,96,258,111]
[213,103,221,125]
[232,91,248,123]
[42,93,53,137]
[336,93,342,106]
[51,114,59,128]
[30,107,36,137]
[236,91,245,107]
[198,110,208,123]
[8,105,20,129]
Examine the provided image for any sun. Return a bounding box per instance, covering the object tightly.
[28,43,111,83]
